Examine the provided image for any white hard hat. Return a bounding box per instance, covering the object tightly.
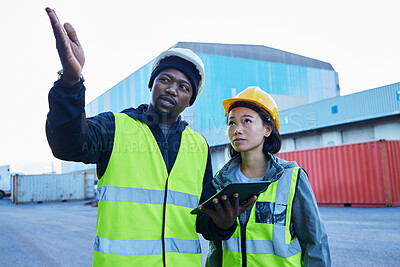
[149,48,205,104]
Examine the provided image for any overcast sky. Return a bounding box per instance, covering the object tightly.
[0,0,399,174]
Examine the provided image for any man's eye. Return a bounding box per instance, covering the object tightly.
[180,85,189,91]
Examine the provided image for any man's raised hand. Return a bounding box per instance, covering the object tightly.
[46,7,85,85]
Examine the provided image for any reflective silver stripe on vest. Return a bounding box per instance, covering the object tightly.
[222,237,241,252]
[275,168,294,205]
[165,238,201,254]
[223,237,301,257]
[248,238,301,257]
[94,236,200,255]
[98,186,199,209]
[272,167,301,258]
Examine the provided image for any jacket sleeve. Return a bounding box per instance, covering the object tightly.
[292,170,331,266]
[196,146,237,241]
[46,79,115,168]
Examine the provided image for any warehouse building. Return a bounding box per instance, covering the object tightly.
[60,42,400,206]
[62,42,340,174]
[279,82,400,151]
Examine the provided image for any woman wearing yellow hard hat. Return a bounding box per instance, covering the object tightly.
[205,86,331,267]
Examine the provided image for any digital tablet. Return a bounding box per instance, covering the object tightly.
[190,181,271,215]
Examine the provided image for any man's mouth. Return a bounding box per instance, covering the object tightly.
[159,95,176,107]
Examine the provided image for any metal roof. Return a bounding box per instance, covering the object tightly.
[173,42,334,71]
[279,82,400,135]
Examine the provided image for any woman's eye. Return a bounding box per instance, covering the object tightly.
[244,119,252,123]
[228,121,236,126]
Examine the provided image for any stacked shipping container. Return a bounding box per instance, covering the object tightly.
[278,140,400,207]
[12,173,95,204]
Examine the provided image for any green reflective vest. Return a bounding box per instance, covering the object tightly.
[222,167,303,267]
[93,113,208,266]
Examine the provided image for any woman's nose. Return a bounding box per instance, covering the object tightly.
[234,125,243,135]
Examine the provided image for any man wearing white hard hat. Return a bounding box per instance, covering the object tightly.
[45,7,254,267]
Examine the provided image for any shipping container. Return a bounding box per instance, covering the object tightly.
[0,165,11,199]
[278,140,400,207]
[12,173,95,204]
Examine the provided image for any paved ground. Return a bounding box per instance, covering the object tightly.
[321,206,400,266]
[1,198,399,266]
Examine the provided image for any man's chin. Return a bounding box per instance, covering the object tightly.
[154,106,175,120]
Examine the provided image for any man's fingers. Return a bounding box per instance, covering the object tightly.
[46,7,63,33]
[45,7,57,23]
[221,195,233,210]
[213,198,225,214]
[239,195,257,212]
[64,23,80,45]
[46,7,68,51]
[46,8,60,38]
[198,205,218,218]
[232,193,240,208]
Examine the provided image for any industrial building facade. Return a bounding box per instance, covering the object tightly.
[62,42,340,173]
[279,82,400,150]
[61,42,400,206]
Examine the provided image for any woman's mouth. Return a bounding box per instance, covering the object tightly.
[233,138,245,143]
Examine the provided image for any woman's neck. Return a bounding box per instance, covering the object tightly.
[240,150,268,178]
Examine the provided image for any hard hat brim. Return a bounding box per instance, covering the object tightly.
[222,97,280,130]
[152,48,205,100]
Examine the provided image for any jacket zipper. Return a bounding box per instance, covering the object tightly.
[240,220,247,267]
[161,136,170,267]
[162,177,169,267]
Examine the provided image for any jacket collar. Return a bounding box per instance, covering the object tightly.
[121,104,188,133]
[213,152,297,190]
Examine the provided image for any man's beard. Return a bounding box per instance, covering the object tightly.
[153,104,175,121]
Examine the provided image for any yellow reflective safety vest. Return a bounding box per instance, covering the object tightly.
[222,167,303,267]
[93,113,208,266]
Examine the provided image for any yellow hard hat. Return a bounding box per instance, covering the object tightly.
[222,86,280,130]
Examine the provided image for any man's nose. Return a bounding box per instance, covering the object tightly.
[165,83,178,96]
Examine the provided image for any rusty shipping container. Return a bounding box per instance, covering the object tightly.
[12,173,95,204]
[278,140,400,207]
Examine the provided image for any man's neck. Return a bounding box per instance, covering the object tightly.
[144,105,179,125]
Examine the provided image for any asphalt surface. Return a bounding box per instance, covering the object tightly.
[1,198,399,266]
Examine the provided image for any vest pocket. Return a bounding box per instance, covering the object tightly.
[255,202,274,223]
[255,202,287,226]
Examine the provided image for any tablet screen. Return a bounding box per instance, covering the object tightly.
[191,181,270,215]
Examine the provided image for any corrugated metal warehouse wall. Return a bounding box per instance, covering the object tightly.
[85,54,338,121]
[278,140,400,207]
[279,82,400,135]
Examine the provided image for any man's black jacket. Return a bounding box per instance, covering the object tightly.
[46,79,236,240]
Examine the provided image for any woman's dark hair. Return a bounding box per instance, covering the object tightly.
[228,101,281,158]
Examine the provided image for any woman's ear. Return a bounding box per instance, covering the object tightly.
[264,125,272,138]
